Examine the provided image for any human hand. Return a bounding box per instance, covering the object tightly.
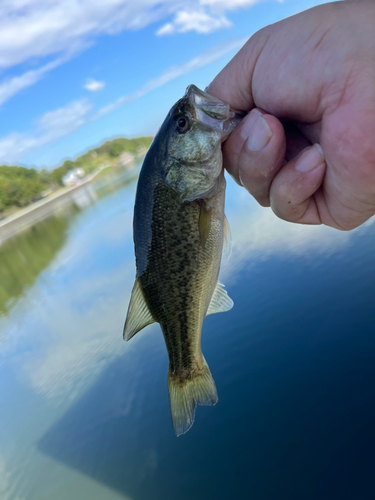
[207,0,375,230]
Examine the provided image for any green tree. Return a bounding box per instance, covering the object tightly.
[0,165,45,212]
[0,136,153,215]
[50,160,76,186]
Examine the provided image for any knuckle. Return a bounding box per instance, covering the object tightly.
[238,153,280,187]
[240,170,271,204]
[254,194,270,207]
[333,218,362,231]
[272,178,291,202]
[326,108,375,192]
[272,203,302,223]
[244,166,273,184]
[270,185,305,222]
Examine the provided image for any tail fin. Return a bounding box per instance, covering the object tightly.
[167,358,218,436]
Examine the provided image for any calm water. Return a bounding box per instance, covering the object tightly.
[0,162,375,500]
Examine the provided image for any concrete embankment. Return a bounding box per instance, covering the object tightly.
[0,158,144,246]
[0,175,99,245]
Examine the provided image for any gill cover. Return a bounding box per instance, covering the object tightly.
[164,85,243,202]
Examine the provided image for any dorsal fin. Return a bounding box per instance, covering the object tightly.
[123,278,155,341]
[206,281,234,316]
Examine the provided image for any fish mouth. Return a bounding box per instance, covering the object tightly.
[185,84,244,139]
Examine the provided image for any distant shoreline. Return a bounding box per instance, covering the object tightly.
[0,163,141,245]
[0,169,99,227]
[0,137,151,230]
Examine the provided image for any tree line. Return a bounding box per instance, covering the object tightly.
[0,136,152,216]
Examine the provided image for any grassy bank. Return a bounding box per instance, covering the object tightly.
[0,136,152,217]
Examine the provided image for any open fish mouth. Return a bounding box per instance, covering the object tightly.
[185,84,244,138]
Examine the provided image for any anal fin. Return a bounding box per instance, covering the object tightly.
[206,281,233,316]
[123,278,155,341]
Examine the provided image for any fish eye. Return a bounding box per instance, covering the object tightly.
[174,114,191,134]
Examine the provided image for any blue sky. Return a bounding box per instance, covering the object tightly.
[0,0,330,169]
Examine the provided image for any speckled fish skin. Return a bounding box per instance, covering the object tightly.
[137,177,225,375]
[124,85,242,436]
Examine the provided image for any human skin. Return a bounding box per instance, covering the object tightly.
[207,0,375,230]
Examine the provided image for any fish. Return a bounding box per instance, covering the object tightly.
[124,84,243,436]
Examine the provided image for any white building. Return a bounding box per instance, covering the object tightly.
[117,152,134,169]
[62,168,85,187]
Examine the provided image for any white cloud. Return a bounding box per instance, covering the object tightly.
[0,0,263,72]
[0,0,182,70]
[0,52,76,107]
[0,0,266,103]
[38,100,91,133]
[84,79,105,92]
[0,37,246,163]
[200,0,259,9]
[156,9,232,35]
[0,61,55,107]
[0,100,91,163]
[94,37,247,118]
[0,1,157,69]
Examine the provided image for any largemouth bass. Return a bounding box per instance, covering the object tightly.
[124,85,242,436]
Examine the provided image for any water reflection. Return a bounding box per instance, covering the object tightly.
[0,166,374,500]
[0,166,140,323]
[224,189,361,277]
[71,185,97,209]
[0,165,142,500]
[0,208,78,320]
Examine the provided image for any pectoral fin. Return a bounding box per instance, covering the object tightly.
[123,278,155,341]
[206,281,234,316]
[199,201,211,248]
[223,214,232,258]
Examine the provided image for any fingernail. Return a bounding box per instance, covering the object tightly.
[295,144,324,173]
[241,109,272,152]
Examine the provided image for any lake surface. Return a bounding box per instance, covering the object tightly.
[1,160,375,500]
